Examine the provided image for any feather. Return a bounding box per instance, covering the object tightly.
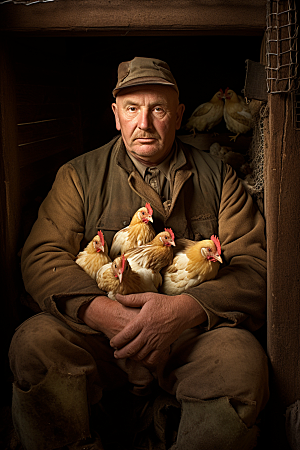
[160,237,222,295]
[110,203,155,260]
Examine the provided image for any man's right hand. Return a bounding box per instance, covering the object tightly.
[78,295,141,339]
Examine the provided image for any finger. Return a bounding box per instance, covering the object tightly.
[115,292,151,307]
[110,319,142,350]
[114,340,150,360]
[114,331,160,361]
[113,333,146,359]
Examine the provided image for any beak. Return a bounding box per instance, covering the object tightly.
[118,271,123,283]
[214,254,223,264]
[149,216,153,223]
[171,240,176,247]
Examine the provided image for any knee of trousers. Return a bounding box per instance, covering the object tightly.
[170,397,260,450]
[12,366,91,450]
[165,327,269,428]
[9,312,104,387]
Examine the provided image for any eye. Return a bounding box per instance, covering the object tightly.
[141,211,145,215]
[114,264,117,268]
[153,106,166,117]
[127,106,137,113]
[208,248,212,252]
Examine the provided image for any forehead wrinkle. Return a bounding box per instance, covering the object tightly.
[120,97,169,108]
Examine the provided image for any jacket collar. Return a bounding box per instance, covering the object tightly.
[114,136,192,218]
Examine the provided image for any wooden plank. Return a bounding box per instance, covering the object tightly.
[17,103,76,124]
[17,117,75,145]
[265,93,300,447]
[266,93,300,407]
[0,0,266,35]
[18,133,76,167]
[14,60,76,86]
[0,40,23,397]
[16,83,75,105]
[178,133,252,154]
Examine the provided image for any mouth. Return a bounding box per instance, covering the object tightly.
[135,137,157,143]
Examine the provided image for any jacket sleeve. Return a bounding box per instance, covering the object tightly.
[21,163,106,334]
[185,164,267,332]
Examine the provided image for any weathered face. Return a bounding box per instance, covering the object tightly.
[112,85,185,165]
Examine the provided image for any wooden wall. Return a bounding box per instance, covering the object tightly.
[13,40,83,241]
[0,40,21,405]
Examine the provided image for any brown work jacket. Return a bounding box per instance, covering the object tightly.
[21,136,267,334]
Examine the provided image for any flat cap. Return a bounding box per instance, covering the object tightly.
[112,56,179,97]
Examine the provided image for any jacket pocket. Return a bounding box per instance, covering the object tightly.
[190,214,218,241]
[97,215,131,248]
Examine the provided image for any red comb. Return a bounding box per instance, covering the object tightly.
[225,87,229,95]
[219,88,224,94]
[97,230,104,247]
[165,228,175,241]
[211,235,221,255]
[145,202,153,215]
[121,254,126,272]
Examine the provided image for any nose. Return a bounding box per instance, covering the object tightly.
[138,108,152,130]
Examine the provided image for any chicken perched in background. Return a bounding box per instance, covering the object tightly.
[96,254,152,300]
[160,235,222,295]
[75,230,111,280]
[209,142,252,177]
[184,89,224,136]
[124,228,176,292]
[223,88,253,141]
[110,203,155,260]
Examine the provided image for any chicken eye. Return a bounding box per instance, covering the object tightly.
[208,248,212,252]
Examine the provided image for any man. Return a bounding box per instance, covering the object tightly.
[9,57,269,450]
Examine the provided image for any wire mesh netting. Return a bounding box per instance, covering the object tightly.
[266,0,299,93]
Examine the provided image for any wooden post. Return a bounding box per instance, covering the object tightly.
[265,92,300,447]
[0,39,22,403]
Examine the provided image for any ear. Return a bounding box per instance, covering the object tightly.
[111,103,121,131]
[175,103,185,130]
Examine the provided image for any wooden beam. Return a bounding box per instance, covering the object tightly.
[0,0,266,35]
[265,92,300,446]
[0,39,22,402]
[266,93,300,408]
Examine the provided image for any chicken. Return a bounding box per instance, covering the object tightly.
[184,89,224,136]
[109,203,155,260]
[75,230,111,280]
[160,235,222,295]
[223,88,253,141]
[209,142,252,177]
[124,228,176,292]
[96,254,154,300]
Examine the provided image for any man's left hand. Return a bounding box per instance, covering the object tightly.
[110,292,207,368]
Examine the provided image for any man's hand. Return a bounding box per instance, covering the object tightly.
[78,295,141,340]
[110,292,207,368]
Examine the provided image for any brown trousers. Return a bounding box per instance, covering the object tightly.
[9,313,269,450]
